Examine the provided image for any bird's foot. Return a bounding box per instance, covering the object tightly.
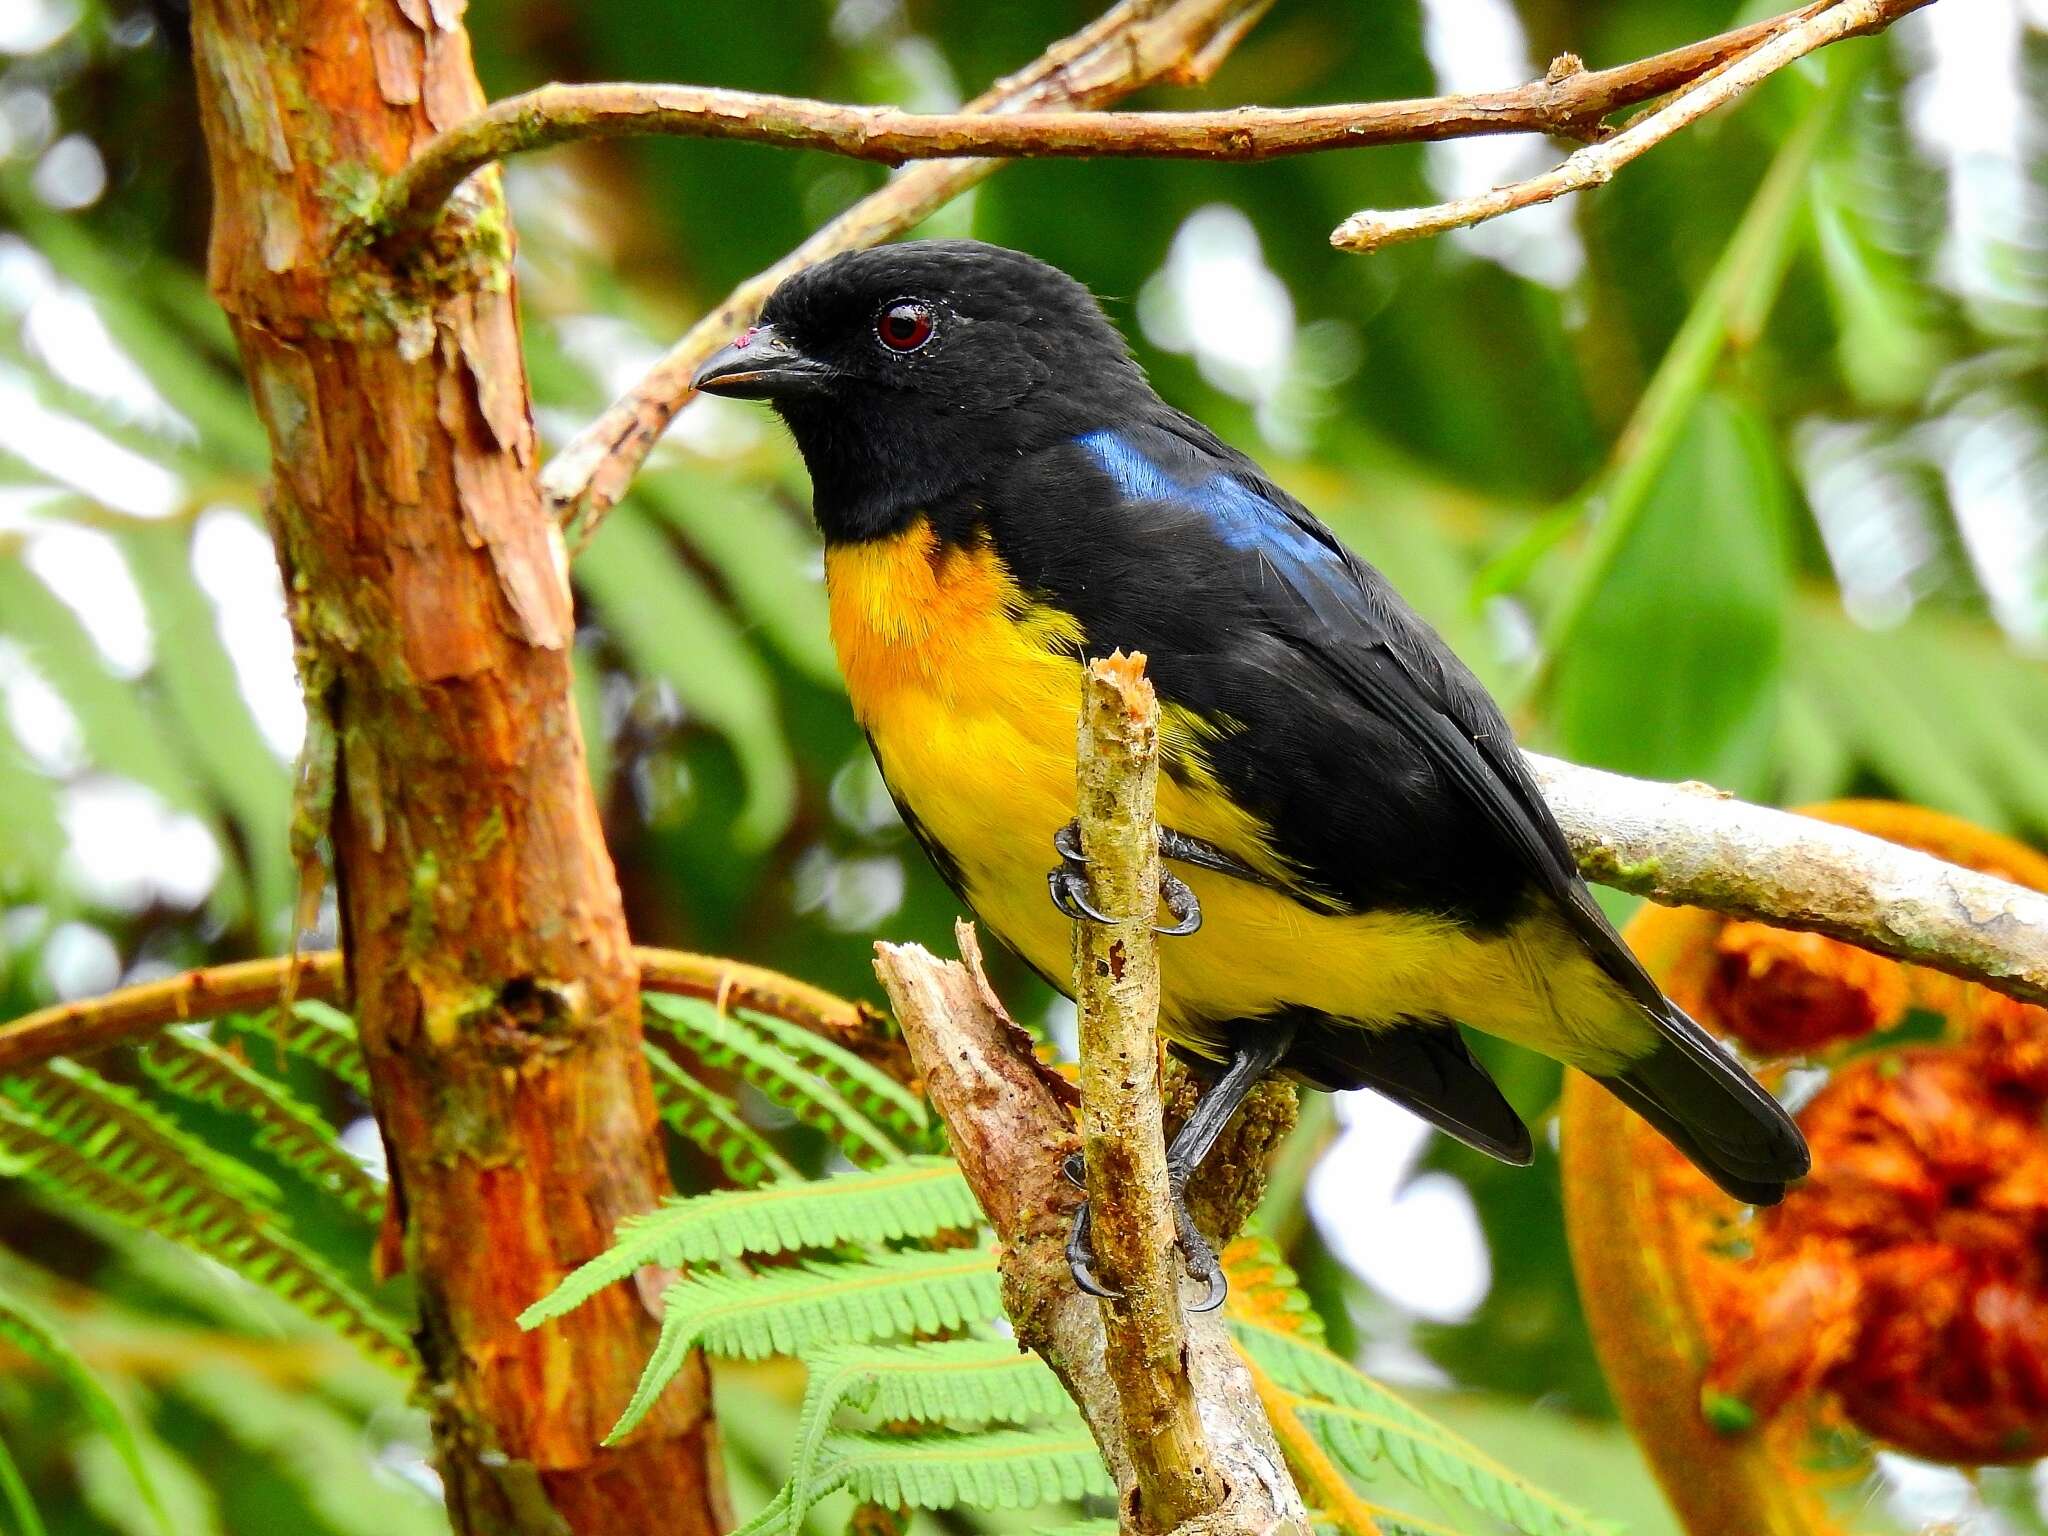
[1047,821,1203,936]
[1061,1152,1227,1312]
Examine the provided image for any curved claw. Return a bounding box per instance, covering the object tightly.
[1155,869,1202,936]
[1066,1199,1123,1301]
[1188,1266,1229,1313]
[1048,868,1113,925]
[1053,820,1085,863]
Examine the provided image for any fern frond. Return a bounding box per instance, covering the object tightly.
[787,1339,1076,1533]
[1222,1235,1326,1344]
[139,1036,383,1221]
[813,1426,1113,1513]
[0,1285,170,1536]
[604,1247,1002,1440]
[522,1160,981,1330]
[729,1005,931,1150]
[644,996,901,1167]
[0,1103,410,1370]
[1232,1320,1615,1536]
[642,1043,798,1188]
[214,1004,371,1097]
[4,1060,279,1206]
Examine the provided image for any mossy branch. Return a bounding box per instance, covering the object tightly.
[872,925,1307,1536]
[1071,653,1223,1530]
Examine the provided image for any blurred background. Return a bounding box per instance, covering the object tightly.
[0,0,2043,1531]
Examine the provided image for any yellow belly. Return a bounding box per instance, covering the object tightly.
[826,521,1649,1075]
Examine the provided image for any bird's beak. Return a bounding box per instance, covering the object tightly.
[691,324,833,400]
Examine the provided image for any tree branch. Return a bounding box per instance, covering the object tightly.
[4,759,2042,1079]
[1528,754,2048,1006]
[1330,0,1928,251]
[539,0,1271,541]
[0,948,903,1078]
[1072,654,1223,1530]
[372,0,1859,236]
[873,925,1307,1536]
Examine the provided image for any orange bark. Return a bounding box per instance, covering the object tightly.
[186,3,722,1530]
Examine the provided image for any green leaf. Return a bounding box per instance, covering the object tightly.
[210,1006,372,1097]
[786,1340,1075,1535]
[174,1365,446,1536]
[1233,1320,1617,1536]
[1548,392,1789,793]
[642,1044,798,1189]
[5,1060,278,1207]
[0,1287,170,1536]
[0,1430,47,1536]
[575,505,796,848]
[644,995,904,1168]
[0,560,215,824]
[639,471,839,688]
[116,523,294,941]
[605,1246,1002,1439]
[0,1101,409,1370]
[0,708,63,906]
[809,1426,1113,1514]
[1514,82,1847,665]
[727,1004,931,1150]
[138,1034,384,1221]
[522,1160,979,1329]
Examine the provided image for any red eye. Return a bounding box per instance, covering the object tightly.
[876,302,935,353]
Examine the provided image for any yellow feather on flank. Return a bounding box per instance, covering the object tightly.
[826,519,1655,1077]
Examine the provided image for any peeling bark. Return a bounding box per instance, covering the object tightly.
[188,2,723,1530]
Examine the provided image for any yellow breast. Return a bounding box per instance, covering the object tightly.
[824,519,1649,1073]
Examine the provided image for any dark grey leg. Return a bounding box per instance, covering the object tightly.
[1048,819,1277,936]
[1064,1017,1298,1311]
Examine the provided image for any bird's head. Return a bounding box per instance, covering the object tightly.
[693,240,1146,541]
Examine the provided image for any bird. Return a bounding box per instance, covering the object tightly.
[692,238,1810,1305]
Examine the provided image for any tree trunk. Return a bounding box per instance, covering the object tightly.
[187,3,724,1531]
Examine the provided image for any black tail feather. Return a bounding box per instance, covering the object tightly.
[1597,1002,1810,1206]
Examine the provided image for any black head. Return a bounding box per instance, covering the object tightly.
[693,240,1150,541]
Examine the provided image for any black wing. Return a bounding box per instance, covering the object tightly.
[986,412,1662,1010]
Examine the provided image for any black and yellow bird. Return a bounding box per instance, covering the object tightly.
[694,239,1809,1301]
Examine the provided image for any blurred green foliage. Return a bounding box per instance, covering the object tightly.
[0,0,2044,1530]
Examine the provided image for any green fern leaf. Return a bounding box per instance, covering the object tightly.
[819,1426,1113,1512]
[644,996,902,1167]
[1232,1320,1615,1536]
[4,1060,280,1205]
[0,1285,170,1536]
[214,1004,371,1097]
[728,1006,931,1150]
[604,1247,1002,1441]
[642,1043,798,1188]
[0,1102,409,1370]
[787,1340,1076,1533]
[522,1160,981,1330]
[139,1035,384,1220]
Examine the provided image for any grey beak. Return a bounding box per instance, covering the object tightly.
[691,323,834,400]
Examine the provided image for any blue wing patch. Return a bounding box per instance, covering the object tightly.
[1074,429,1339,589]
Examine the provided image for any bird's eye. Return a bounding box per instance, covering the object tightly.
[875,302,935,354]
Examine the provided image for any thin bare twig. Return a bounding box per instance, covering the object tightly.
[872,925,1306,1536]
[1331,0,1929,251]
[0,948,903,1078]
[539,0,1269,542]
[373,0,1852,236]
[1072,653,1221,1530]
